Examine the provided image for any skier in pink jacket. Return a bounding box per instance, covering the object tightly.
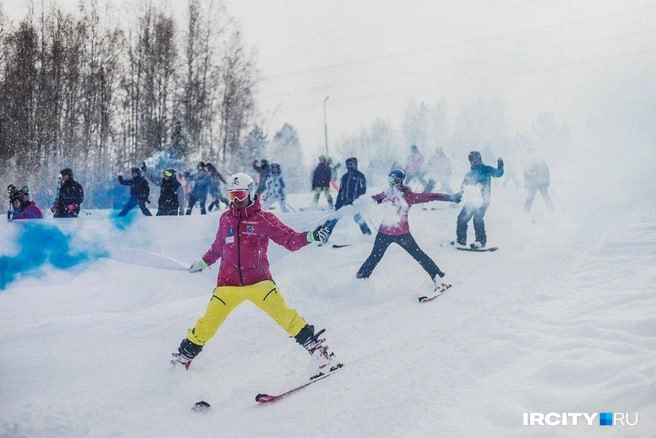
[356,169,461,292]
[172,173,339,377]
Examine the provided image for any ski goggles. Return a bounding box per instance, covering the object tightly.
[228,190,249,202]
[164,170,173,178]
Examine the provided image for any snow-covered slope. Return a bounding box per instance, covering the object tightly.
[1,181,655,437]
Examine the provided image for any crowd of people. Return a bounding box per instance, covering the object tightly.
[4,143,555,384]
[6,145,553,230]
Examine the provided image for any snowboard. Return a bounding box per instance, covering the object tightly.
[450,241,498,252]
[456,246,498,252]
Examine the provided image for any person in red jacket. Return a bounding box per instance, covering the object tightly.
[171,172,339,376]
[356,169,461,291]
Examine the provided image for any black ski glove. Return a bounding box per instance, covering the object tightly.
[497,157,504,169]
[307,225,329,243]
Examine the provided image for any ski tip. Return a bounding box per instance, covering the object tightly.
[255,393,274,403]
[192,400,211,411]
[418,296,427,302]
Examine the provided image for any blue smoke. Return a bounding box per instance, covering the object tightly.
[0,222,109,290]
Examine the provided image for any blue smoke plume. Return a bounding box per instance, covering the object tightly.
[0,222,109,290]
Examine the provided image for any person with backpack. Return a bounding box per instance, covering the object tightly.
[117,167,152,217]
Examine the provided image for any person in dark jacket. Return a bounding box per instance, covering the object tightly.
[118,167,152,217]
[252,159,271,196]
[186,162,211,215]
[455,151,504,249]
[311,155,333,208]
[171,172,339,377]
[157,169,182,216]
[356,169,460,291]
[52,168,84,218]
[320,157,371,243]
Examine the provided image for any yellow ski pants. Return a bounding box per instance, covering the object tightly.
[187,280,307,346]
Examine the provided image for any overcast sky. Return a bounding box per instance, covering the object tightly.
[4,0,656,161]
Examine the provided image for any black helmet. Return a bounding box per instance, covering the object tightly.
[197,161,206,170]
[468,151,482,163]
[271,163,281,171]
[388,169,405,186]
[260,159,269,168]
[345,157,358,169]
[163,168,176,178]
[10,189,23,202]
[60,168,73,177]
[131,167,141,176]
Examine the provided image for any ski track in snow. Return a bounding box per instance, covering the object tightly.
[1,186,655,437]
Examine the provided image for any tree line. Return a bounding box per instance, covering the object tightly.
[0,0,263,207]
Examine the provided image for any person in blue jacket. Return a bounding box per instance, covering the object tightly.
[455,151,503,249]
[186,162,211,215]
[321,157,371,243]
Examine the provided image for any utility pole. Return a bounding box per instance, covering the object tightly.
[323,96,330,155]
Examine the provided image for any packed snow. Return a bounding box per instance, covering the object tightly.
[1,171,655,437]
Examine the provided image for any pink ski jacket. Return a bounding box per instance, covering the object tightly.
[202,198,309,286]
[372,189,450,236]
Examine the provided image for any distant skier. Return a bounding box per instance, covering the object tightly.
[321,157,371,243]
[311,155,333,209]
[356,169,460,291]
[178,171,192,215]
[252,159,271,197]
[425,146,453,193]
[7,184,18,220]
[328,157,341,192]
[455,151,504,249]
[117,167,152,217]
[404,144,428,190]
[159,169,182,216]
[52,168,84,218]
[9,189,43,220]
[171,172,339,376]
[522,148,554,213]
[205,163,229,212]
[186,162,210,215]
[261,163,289,212]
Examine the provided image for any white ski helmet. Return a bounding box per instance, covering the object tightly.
[228,172,255,201]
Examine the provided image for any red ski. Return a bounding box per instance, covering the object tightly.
[255,363,343,404]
